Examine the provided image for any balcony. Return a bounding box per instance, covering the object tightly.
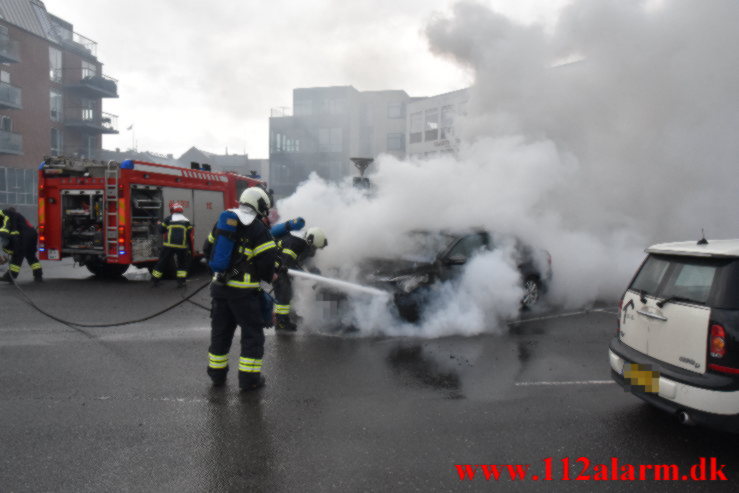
[64,73,118,98]
[0,82,21,109]
[0,35,20,63]
[50,19,98,58]
[0,130,23,155]
[64,108,118,134]
[64,147,101,160]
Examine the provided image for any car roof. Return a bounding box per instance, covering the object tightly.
[646,239,739,258]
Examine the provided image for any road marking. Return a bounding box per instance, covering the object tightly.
[515,380,615,386]
[510,308,617,325]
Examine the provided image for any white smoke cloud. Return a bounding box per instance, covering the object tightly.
[277,0,739,337]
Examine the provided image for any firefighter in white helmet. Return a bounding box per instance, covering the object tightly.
[206,186,277,391]
[273,226,328,332]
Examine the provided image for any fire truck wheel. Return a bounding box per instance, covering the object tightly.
[85,261,130,278]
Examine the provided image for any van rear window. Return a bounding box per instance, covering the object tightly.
[630,254,729,306]
[661,263,716,304]
[631,256,670,294]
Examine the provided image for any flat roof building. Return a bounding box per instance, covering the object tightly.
[269,86,410,198]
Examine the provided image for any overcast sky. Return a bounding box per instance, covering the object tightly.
[41,0,568,159]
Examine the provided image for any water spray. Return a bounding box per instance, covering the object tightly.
[288,269,390,298]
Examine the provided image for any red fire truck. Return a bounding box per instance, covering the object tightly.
[37,156,265,277]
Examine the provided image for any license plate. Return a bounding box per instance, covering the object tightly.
[48,249,60,260]
[623,363,660,393]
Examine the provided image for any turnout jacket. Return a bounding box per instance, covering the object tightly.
[160,213,193,249]
[209,207,277,298]
[277,233,314,270]
[0,209,35,253]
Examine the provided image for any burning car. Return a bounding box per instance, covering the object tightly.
[363,230,552,322]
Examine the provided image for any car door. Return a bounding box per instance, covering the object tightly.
[646,262,714,374]
[438,233,486,282]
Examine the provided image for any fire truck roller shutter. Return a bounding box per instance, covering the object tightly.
[192,190,225,256]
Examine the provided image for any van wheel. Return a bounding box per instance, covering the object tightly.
[85,261,129,278]
[521,277,541,308]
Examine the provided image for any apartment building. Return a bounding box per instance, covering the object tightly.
[269,86,411,198]
[0,0,117,216]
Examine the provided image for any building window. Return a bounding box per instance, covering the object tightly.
[50,128,63,156]
[386,133,405,151]
[81,98,94,121]
[50,89,63,122]
[84,135,95,158]
[318,128,342,152]
[440,105,455,140]
[0,115,12,132]
[272,132,300,153]
[0,70,9,84]
[294,99,312,116]
[409,112,422,144]
[387,102,405,119]
[49,47,62,83]
[0,167,37,207]
[424,108,439,141]
[458,101,468,116]
[321,99,345,115]
[81,60,97,79]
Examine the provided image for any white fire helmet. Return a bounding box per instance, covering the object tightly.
[306,227,328,249]
[239,187,271,217]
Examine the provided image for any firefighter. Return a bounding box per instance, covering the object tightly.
[0,208,42,282]
[207,187,278,391]
[151,203,193,288]
[273,227,328,332]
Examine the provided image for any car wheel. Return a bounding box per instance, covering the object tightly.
[521,277,541,308]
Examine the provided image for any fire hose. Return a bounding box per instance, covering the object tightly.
[6,273,212,337]
[4,267,387,336]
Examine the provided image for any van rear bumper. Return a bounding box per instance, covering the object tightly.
[610,338,739,432]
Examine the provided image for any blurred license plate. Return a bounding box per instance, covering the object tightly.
[624,363,659,393]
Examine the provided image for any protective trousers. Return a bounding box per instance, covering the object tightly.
[208,294,265,388]
[273,272,293,317]
[151,247,191,280]
[8,230,42,280]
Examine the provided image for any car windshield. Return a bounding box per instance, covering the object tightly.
[396,231,458,263]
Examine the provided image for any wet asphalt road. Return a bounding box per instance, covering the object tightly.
[1,260,738,492]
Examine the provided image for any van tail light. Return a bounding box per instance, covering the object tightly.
[709,324,726,358]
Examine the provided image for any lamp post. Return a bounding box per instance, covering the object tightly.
[350,157,373,190]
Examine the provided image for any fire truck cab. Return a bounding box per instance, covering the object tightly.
[37,156,265,277]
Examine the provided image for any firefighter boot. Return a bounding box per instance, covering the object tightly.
[275,314,297,332]
[33,271,43,283]
[207,367,227,387]
[239,373,266,392]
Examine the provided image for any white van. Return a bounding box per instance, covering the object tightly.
[609,239,739,431]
